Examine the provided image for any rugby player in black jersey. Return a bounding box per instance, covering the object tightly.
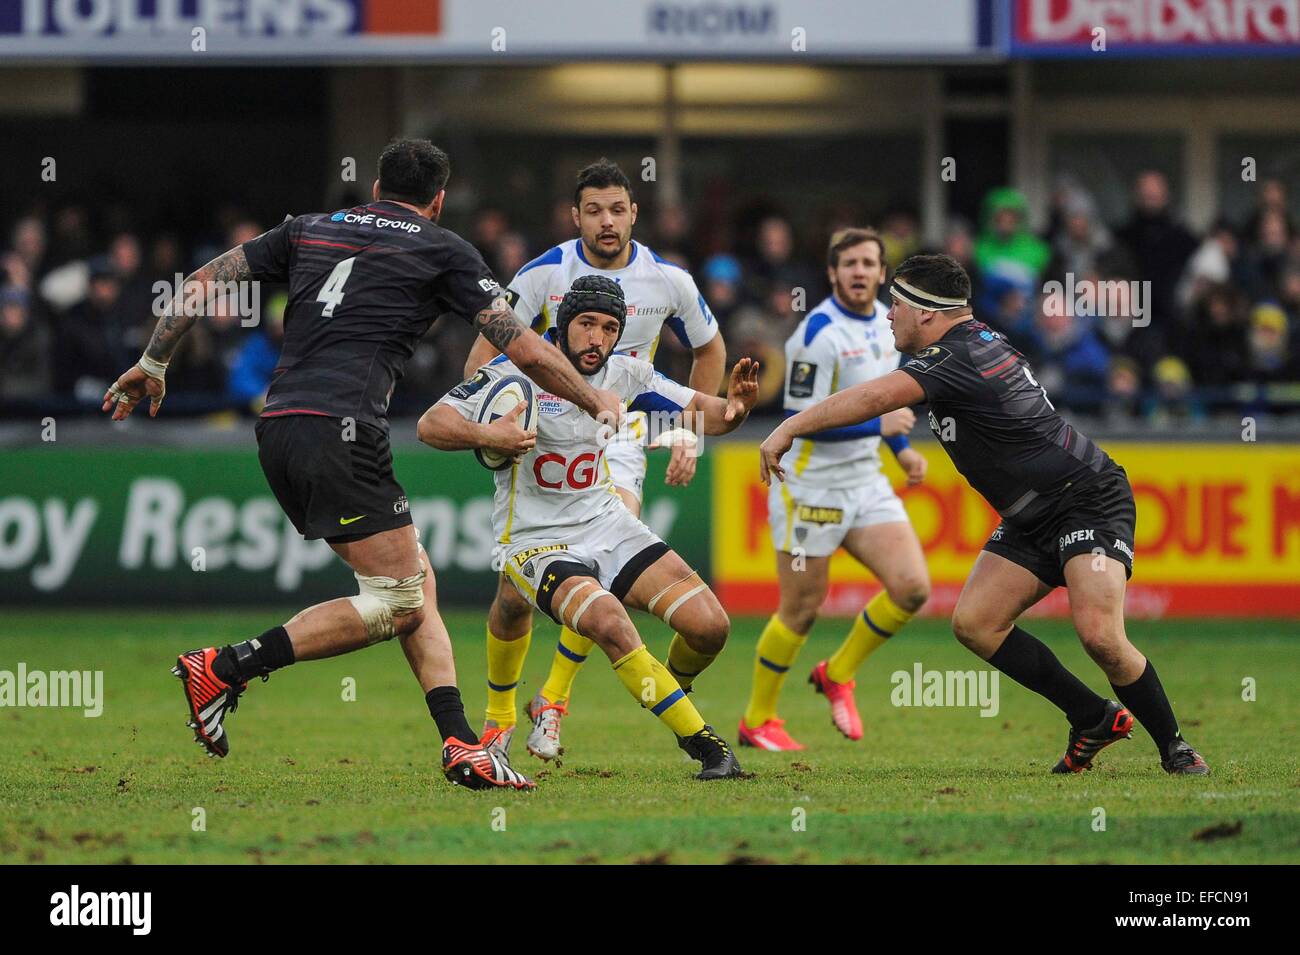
[760,254,1208,775]
[101,139,623,790]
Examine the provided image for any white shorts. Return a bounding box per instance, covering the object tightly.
[604,412,649,501]
[768,471,909,558]
[502,503,668,620]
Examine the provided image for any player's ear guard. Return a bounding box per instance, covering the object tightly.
[349,567,426,644]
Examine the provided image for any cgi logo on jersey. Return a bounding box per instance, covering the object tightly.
[534,451,605,490]
[2,1,442,40]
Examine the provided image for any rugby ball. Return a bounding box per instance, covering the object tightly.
[473,374,538,471]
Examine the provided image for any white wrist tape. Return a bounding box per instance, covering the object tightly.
[137,354,169,379]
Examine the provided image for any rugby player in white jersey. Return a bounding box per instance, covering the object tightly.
[462,159,726,760]
[422,275,758,778]
[740,228,932,751]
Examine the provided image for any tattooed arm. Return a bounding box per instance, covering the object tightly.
[144,245,252,364]
[472,295,622,425]
[101,245,251,420]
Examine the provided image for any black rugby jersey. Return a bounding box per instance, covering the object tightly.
[898,318,1114,528]
[243,201,502,429]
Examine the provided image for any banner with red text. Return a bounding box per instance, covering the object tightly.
[712,442,1300,618]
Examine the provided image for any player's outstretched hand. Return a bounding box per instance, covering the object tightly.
[102,365,165,421]
[881,407,915,437]
[896,446,928,486]
[724,357,760,422]
[663,440,698,487]
[482,400,537,460]
[759,423,793,486]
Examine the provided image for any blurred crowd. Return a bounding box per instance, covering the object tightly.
[2,170,1298,425]
[942,172,1300,425]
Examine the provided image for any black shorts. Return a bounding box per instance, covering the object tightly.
[254,414,412,542]
[982,464,1136,589]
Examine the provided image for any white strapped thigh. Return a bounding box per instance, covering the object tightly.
[646,572,698,616]
[569,587,613,631]
[556,579,595,622]
[661,584,708,629]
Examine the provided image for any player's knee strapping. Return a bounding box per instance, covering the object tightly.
[555,580,614,632]
[349,566,426,644]
[646,572,708,630]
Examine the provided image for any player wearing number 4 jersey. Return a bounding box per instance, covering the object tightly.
[760,254,1208,776]
[102,139,622,790]
[422,275,757,780]
[462,159,726,761]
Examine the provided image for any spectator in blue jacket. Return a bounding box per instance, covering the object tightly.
[1024,290,1110,413]
[226,291,286,412]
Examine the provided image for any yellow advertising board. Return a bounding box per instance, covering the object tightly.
[713,442,1300,618]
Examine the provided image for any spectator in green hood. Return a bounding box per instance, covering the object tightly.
[974,187,1051,322]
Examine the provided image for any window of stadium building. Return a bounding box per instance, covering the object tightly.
[1048,134,1186,227]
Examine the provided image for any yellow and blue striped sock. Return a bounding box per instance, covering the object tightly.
[743,614,807,727]
[485,625,530,727]
[612,645,705,738]
[666,634,718,692]
[826,590,914,684]
[540,626,593,704]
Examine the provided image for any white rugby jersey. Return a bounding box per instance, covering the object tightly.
[780,294,902,488]
[437,350,697,545]
[506,239,719,360]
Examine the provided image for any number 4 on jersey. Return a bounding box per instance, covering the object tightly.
[316,256,356,318]
[1023,365,1055,410]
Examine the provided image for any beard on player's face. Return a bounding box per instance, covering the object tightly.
[833,270,878,310]
[583,223,631,262]
[830,245,883,311]
[564,321,617,375]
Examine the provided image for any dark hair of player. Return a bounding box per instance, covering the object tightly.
[574,158,633,206]
[827,227,886,268]
[377,139,450,206]
[894,253,973,301]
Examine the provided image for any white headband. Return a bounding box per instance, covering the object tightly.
[890,276,968,311]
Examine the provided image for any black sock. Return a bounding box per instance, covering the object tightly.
[1111,660,1181,757]
[987,625,1107,729]
[213,626,295,683]
[426,686,477,745]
